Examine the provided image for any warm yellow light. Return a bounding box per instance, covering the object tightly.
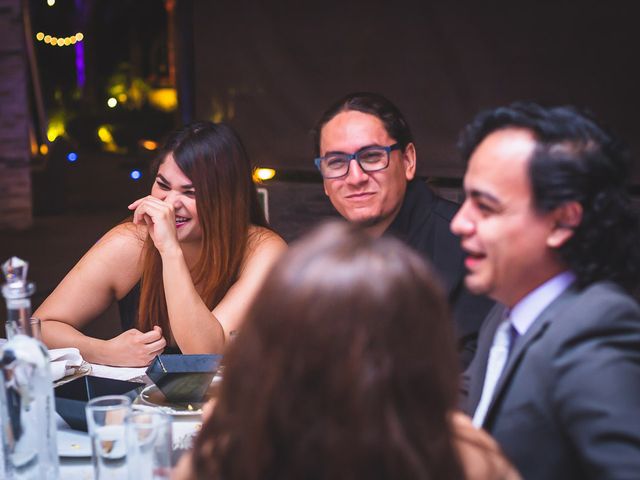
[36,32,44,41]
[47,0,55,6]
[147,88,178,112]
[141,140,158,151]
[56,38,64,46]
[97,125,114,144]
[44,35,51,44]
[47,119,65,142]
[30,138,38,156]
[253,168,276,182]
[70,37,77,44]
[63,37,71,46]
[107,97,117,108]
[117,93,127,102]
[39,144,49,155]
[76,33,84,41]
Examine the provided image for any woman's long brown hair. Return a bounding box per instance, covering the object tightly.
[191,221,465,480]
[137,122,266,340]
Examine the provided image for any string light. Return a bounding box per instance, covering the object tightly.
[35,32,84,47]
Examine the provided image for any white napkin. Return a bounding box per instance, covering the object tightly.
[49,347,84,381]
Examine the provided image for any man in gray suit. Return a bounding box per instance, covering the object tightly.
[452,102,640,479]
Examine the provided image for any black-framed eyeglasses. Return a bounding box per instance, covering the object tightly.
[314,143,401,179]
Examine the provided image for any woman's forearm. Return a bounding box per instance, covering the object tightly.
[160,247,226,353]
[41,320,111,364]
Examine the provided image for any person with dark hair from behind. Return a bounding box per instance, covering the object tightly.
[174,221,520,480]
[454,102,640,479]
[36,121,286,365]
[313,92,494,368]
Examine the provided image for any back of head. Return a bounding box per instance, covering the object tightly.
[192,221,464,480]
[313,92,414,156]
[458,102,640,291]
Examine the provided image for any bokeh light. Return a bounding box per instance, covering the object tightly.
[253,168,276,182]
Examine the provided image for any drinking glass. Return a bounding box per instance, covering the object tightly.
[126,410,172,480]
[85,395,132,480]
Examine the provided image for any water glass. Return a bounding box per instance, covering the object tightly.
[126,410,172,480]
[85,395,132,480]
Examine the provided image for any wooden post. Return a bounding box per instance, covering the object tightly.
[0,0,32,230]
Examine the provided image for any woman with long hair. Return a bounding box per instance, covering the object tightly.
[36,121,286,366]
[176,221,519,480]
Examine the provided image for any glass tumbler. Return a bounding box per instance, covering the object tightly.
[126,409,173,480]
[85,394,132,480]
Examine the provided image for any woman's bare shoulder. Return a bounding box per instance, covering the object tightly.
[101,221,146,244]
[90,222,146,258]
[247,225,287,254]
[451,412,522,480]
[77,222,147,286]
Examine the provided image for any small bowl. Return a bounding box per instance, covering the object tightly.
[54,376,144,431]
[145,354,222,403]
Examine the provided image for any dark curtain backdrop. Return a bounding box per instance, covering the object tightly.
[190,0,640,181]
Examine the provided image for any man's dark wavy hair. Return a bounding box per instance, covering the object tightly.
[458,102,640,291]
[312,92,414,157]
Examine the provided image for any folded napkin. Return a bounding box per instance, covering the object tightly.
[49,347,84,381]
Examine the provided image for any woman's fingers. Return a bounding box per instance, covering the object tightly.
[106,328,168,367]
[131,197,175,229]
[145,337,167,355]
[138,326,163,342]
[127,198,143,210]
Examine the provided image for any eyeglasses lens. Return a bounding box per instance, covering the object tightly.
[320,147,390,179]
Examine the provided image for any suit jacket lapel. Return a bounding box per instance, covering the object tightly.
[482,286,579,426]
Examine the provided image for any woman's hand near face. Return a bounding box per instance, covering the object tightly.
[103,325,167,367]
[128,196,180,255]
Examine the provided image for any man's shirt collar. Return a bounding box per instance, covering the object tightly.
[510,271,576,336]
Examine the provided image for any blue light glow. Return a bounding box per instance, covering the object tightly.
[67,152,78,162]
[130,169,142,180]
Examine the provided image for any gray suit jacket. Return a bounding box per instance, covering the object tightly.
[463,281,640,479]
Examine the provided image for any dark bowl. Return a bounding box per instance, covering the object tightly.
[54,376,144,431]
[146,354,222,403]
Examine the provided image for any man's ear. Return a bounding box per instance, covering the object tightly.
[403,143,417,181]
[547,201,583,248]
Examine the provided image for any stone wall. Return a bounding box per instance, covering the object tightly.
[0,0,32,230]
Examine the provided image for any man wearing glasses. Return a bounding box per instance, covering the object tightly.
[313,92,493,368]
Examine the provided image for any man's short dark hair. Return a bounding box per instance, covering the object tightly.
[458,102,640,291]
[312,92,414,157]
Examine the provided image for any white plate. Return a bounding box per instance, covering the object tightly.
[135,384,205,416]
[57,429,92,457]
[172,420,203,450]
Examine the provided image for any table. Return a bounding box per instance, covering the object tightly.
[58,363,203,479]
